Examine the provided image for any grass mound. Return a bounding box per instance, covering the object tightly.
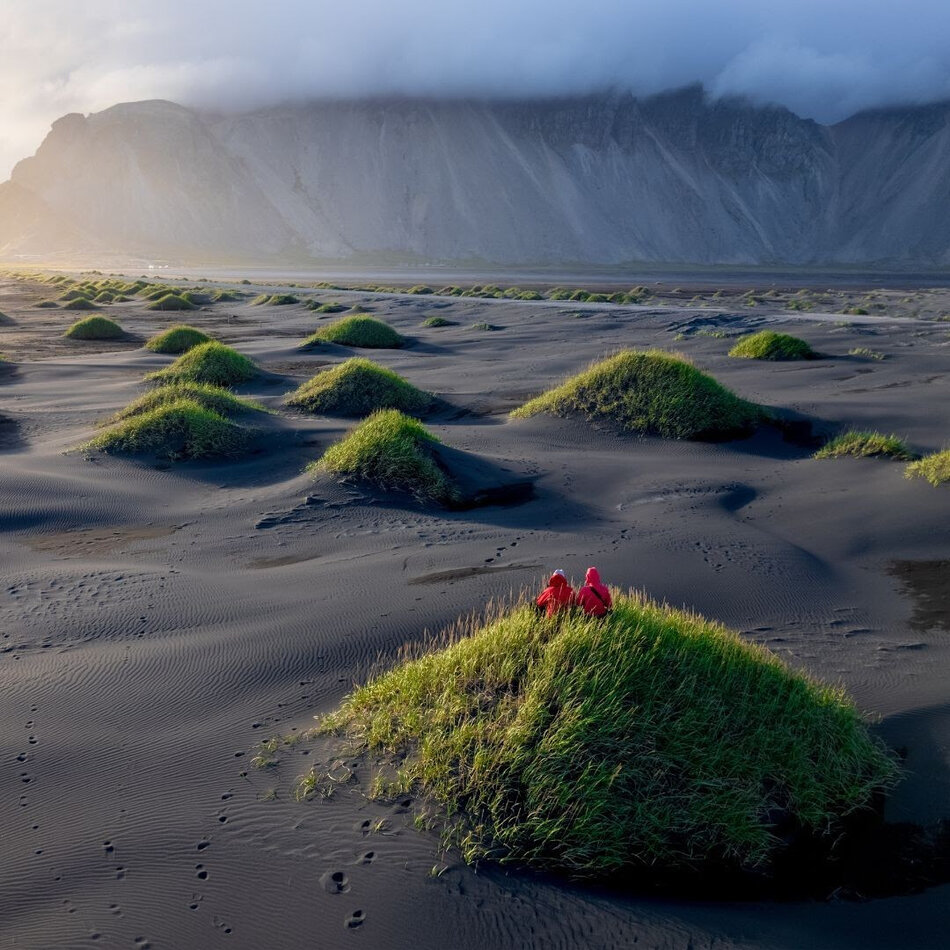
[421,316,456,328]
[314,409,454,502]
[302,316,404,349]
[729,331,817,361]
[63,297,96,311]
[815,431,913,460]
[319,594,896,876]
[64,316,124,340]
[147,341,257,387]
[86,399,247,460]
[33,300,60,308]
[512,350,764,440]
[145,324,212,354]
[147,294,197,312]
[905,450,950,486]
[253,293,299,306]
[287,358,432,416]
[315,302,347,313]
[107,384,263,423]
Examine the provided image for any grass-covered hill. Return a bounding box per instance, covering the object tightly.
[286,358,432,416]
[64,316,124,340]
[147,341,257,387]
[314,409,455,503]
[512,350,764,440]
[85,398,249,460]
[144,325,212,354]
[729,331,817,361]
[318,594,897,877]
[105,383,263,424]
[301,316,405,349]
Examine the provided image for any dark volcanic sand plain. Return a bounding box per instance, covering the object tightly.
[1,273,949,949]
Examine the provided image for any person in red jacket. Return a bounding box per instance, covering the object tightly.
[576,566,612,618]
[536,569,574,617]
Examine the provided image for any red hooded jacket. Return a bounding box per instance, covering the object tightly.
[536,572,574,616]
[576,567,612,617]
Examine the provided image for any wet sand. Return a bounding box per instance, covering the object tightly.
[1,274,949,948]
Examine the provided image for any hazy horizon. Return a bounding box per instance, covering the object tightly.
[3,0,950,180]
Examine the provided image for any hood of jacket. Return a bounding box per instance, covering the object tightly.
[549,572,569,588]
[585,567,602,587]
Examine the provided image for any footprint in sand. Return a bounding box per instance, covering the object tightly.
[321,870,350,894]
[344,910,365,929]
[195,863,209,880]
[356,851,376,865]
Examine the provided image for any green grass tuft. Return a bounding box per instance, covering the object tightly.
[147,341,257,387]
[314,409,455,502]
[253,293,299,306]
[512,350,764,440]
[407,285,434,295]
[315,302,347,313]
[287,358,432,416]
[106,383,263,424]
[421,316,457,328]
[470,322,500,331]
[147,293,197,312]
[319,593,896,876]
[815,431,913,460]
[729,331,817,361]
[63,297,96,310]
[302,316,404,349]
[144,324,212,354]
[84,399,249,460]
[905,450,950,486]
[64,316,124,340]
[848,347,886,360]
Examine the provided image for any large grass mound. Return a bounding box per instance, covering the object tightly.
[145,324,212,354]
[147,293,197,312]
[64,316,124,340]
[320,594,896,876]
[314,409,455,502]
[512,350,764,439]
[85,399,248,460]
[815,431,913,460]
[107,384,263,423]
[729,331,817,361]
[302,316,404,349]
[147,341,257,387]
[287,358,432,416]
[905,450,950,486]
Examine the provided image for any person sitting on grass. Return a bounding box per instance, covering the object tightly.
[536,569,574,616]
[576,566,612,618]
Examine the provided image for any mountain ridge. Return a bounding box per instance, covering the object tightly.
[3,88,949,267]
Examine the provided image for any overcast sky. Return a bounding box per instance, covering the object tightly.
[3,0,950,179]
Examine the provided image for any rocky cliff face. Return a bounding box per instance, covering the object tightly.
[3,89,949,266]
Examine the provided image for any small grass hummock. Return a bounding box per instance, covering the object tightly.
[905,450,950,486]
[106,383,263,424]
[848,347,886,361]
[147,293,197,312]
[728,331,817,361]
[64,316,124,340]
[421,316,457,328]
[318,593,897,877]
[815,431,913,461]
[62,297,96,311]
[252,293,299,306]
[144,324,212,354]
[314,409,455,503]
[512,350,764,440]
[301,316,405,349]
[84,399,249,460]
[287,358,432,417]
[147,341,257,387]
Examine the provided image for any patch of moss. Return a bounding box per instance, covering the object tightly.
[314,409,455,502]
[85,398,248,460]
[905,450,950,486]
[815,431,913,460]
[512,349,764,440]
[147,341,257,387]
[302,316,404,349]
[318,593,896,876]
[64,316,124,340]
[287,358,432,416]
[729,331,817,361]
[145,325,212,354]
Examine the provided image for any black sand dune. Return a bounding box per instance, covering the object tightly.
[1,274,950,949]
